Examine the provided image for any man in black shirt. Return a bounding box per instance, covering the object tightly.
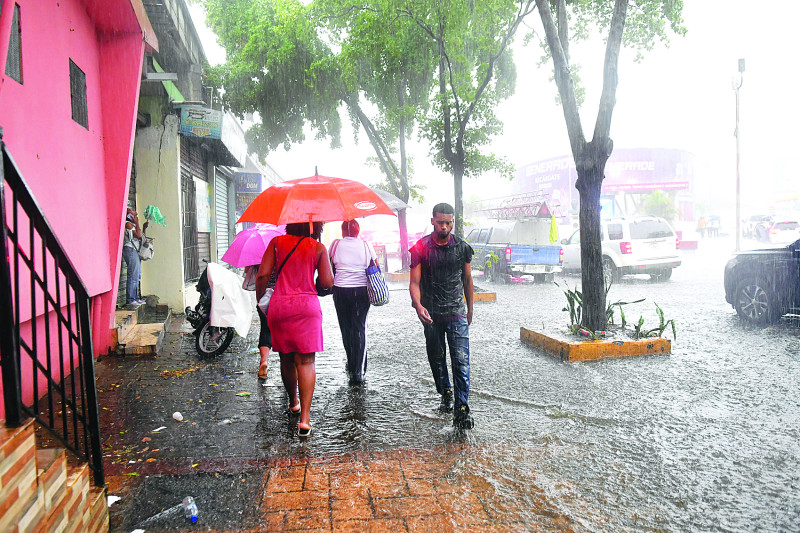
[409,203,475,429]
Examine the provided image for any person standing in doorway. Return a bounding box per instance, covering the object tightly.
[122,208,147,306]
[329,219,376,384]
[409,203,475,429]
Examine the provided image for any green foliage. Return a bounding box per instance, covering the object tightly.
[640,190,677,222]
[200,0,344,158]
[630,303,677,340]
[485,251,500,271]
[556,281,675,340]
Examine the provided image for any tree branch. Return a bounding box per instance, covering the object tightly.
[593,0,627,145]
[345,96,402,193]
[536,0,585,157]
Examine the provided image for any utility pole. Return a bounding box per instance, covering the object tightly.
[732,58,745,252]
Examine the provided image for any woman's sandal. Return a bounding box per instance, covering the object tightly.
[288,403,301,416]
[257,364,268,380]
[297,425,312,438]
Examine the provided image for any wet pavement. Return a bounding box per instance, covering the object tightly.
[98,236,800,532]
[99,284,575,532]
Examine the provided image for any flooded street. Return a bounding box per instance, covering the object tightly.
[297,235,800,531]
[101,235,799,531]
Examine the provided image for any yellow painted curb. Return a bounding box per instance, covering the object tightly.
[520,327,670,362]
[473,292,496,302]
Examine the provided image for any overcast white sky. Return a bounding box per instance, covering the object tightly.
[189,1,800,232]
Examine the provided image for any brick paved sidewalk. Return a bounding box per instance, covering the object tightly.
[99,306,576,532]
[106,446,572,532]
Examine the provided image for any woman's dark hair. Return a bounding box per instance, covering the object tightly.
[286,221,324,240]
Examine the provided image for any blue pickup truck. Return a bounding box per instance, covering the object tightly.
[466,220,563,283]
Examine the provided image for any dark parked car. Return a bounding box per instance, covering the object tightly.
[724,238,800,324]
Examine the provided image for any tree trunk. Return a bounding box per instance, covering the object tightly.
[575,140,611,332]
[397,208,409,269]
[397,84,411,269]
[453,158,464,238]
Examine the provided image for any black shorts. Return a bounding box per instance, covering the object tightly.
[258,306,271,348]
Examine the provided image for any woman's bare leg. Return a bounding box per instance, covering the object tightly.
[258,347,270,377]
[294,352,316,430]
[279,352,300,412]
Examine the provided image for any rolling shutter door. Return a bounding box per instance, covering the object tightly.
[181,137,209,281]
[215,169,231,262]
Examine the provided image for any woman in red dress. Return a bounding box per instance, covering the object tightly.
[256,222,333,437]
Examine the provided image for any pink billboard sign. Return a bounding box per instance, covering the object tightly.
[515,148,695,213]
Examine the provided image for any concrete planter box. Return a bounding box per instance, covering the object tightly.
[473,291,496,302]
[520,326,671,362]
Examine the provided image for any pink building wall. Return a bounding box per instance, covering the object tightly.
[0,0,156,417]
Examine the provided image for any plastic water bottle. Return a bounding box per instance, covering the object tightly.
[182,496,199,523]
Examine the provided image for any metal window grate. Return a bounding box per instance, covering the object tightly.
[69,59,88,129]
[5,3,22,83]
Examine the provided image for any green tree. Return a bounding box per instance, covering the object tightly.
[315,0,437,267]
[641,190,676,222]
[535,0,685,330]
[398,0,535,237]
[199,0,435,269]
[201,0,344,156]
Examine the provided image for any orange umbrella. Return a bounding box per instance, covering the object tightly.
[237,174,396,225]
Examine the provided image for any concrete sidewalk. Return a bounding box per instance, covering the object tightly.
[97,310,574,532]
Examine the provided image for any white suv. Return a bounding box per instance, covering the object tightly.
[561,216,681,284]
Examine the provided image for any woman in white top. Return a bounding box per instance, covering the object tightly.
[329,219,377,384]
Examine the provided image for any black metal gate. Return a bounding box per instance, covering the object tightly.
[0,133,104,487]
[181,170,198,282]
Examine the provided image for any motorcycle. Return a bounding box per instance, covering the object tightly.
[185,264,235,357]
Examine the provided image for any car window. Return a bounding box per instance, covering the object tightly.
[629,220,674,239]
[568,230,580,245]
[774,221,799,230]
[466,229,479,243]
[607,223,623,240]
[479,229,489,242]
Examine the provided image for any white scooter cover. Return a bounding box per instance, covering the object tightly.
[206,262,253,337]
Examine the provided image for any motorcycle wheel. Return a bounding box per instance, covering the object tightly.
[195,319,235,357]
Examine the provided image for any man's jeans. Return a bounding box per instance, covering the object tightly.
[122,245,140,304]
[423,317,470,409]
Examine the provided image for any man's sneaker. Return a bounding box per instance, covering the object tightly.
[453,406,474,430]
[439,390,453,413]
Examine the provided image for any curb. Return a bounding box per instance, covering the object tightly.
[520,327,671,362]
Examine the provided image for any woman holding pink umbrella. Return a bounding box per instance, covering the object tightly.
[222,224,285,379]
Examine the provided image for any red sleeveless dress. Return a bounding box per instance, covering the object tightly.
[267,235,324,353]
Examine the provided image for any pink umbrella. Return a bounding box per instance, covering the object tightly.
[221,223,286,268]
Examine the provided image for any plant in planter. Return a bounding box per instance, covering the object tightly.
[632,303,677,340]
[556,281,675,340]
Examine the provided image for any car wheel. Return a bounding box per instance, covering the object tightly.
[602,257,618,287]
[649,268,673,282]
[734,276,780,325]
